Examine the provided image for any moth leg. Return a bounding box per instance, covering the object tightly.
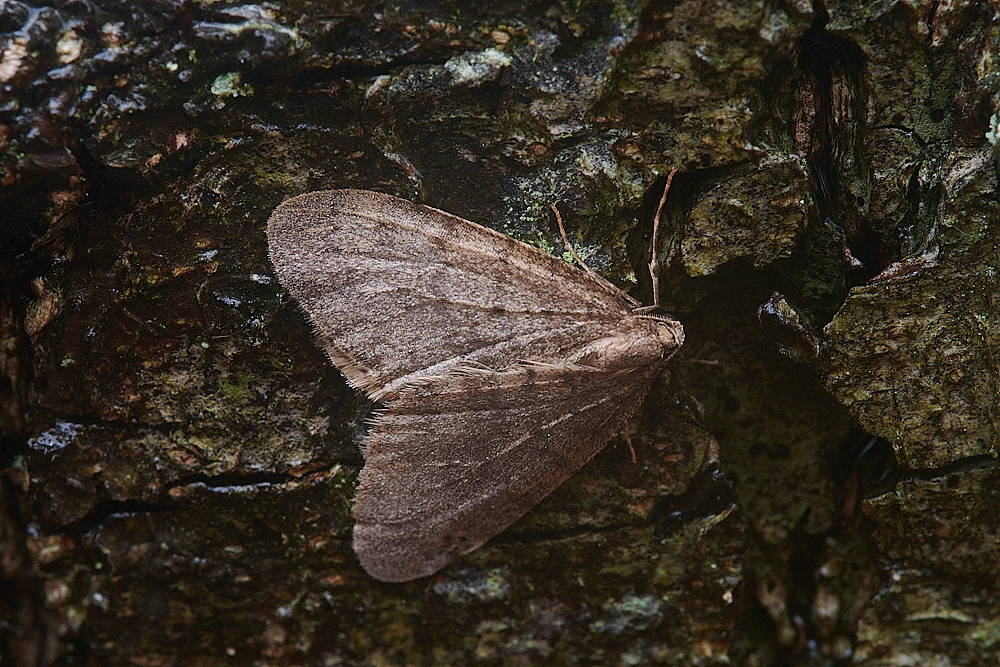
[624,428,637,464]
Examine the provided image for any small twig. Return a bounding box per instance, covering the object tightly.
[648,167,677,311]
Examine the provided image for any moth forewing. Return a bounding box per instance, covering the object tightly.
[352,359,667,582]
[266,189,684,582]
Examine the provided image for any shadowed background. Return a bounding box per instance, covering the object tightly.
[1,1,998,665]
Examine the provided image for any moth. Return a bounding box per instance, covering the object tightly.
[267,186,684,582]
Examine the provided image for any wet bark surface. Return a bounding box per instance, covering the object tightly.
[1,0,998,665]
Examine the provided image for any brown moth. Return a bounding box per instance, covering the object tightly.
[267,189,684,582]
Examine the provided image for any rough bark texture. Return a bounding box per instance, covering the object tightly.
[1,0,997,665]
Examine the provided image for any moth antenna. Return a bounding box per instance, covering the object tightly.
[551,204,602,282]
[553,203,644,308]
[649,168,678,310]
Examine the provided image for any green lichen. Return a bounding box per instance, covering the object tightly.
[215,372,252,402]
[210,71,254,98]
[443,48,511,86]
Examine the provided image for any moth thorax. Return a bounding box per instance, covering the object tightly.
[569,325,662,368]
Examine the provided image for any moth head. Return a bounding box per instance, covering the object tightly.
[649,316,685,355]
